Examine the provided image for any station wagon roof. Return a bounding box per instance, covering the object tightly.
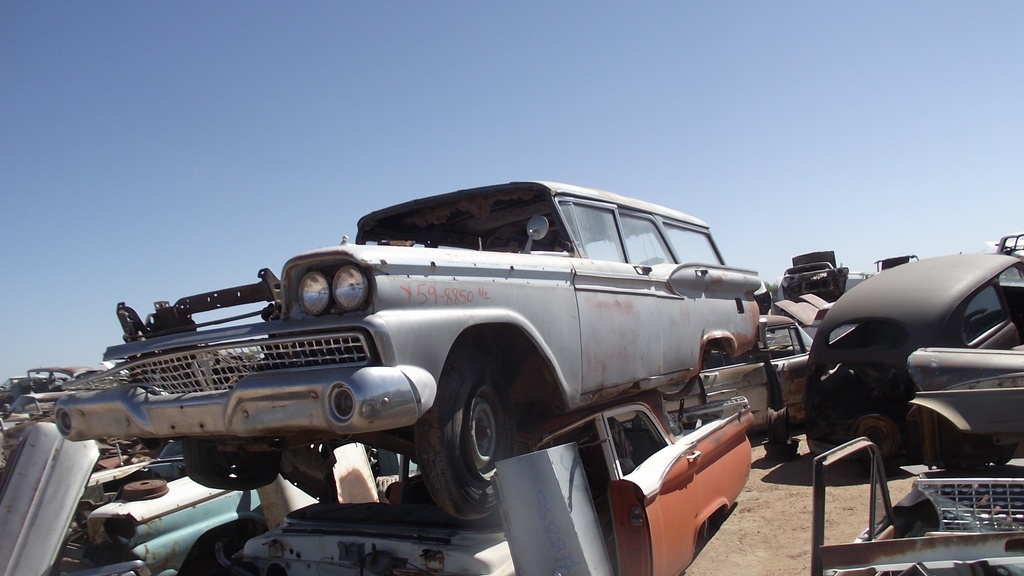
[357,181,709,234]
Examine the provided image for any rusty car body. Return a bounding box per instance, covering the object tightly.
[906,347,1024,470]
[80,440,269,575]
[226,391,753,575]
[677,314,811,434]
[56,181,761,519]
[803,254,1024,461]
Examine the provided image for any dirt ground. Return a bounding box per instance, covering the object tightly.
[685,431,917,576]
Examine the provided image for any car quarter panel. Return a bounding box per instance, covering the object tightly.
[575,259,759,398]
[617,409,753,575]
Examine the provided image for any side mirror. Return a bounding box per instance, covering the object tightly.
[522,215,550,254]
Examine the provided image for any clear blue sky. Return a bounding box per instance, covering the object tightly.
[2,2,1022,378]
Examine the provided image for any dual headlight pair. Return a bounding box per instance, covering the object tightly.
[298,265,369,315]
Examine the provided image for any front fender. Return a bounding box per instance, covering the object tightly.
[367,307,582,406]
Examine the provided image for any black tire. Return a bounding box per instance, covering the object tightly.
[182,439,281,491]
[415,350,516,519]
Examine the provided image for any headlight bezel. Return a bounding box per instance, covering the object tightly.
[295,264,372,316]
[298,271,331,315]
[332,265,369,311]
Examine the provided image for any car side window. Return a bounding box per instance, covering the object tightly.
[962,285,1008,343]
[620,213,673,266]
[999,265,1024,287]
[607,410,667,476]
[663,223,723,265]
[765,326,797,358]
[560,203,626,263]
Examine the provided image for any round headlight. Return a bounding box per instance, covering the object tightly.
[299,271,331,314]
[333,266,368,310]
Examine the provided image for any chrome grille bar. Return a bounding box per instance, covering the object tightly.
[918,478,1024,532]
[73,334,370,394]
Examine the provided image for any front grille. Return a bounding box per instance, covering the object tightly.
[917,478,1024,532]
[75,334,370,394]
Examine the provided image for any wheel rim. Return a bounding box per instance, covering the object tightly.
[853,414,901,459]
[467,393,498,475]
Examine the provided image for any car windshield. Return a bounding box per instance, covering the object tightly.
[358,187,571,254]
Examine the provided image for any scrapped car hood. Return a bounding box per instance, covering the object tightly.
[0,422,98,576]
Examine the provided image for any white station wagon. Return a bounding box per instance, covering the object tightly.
[57,181,761,518]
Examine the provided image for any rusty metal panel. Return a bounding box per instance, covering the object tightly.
[819,531,1024,573]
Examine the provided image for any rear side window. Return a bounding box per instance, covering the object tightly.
[827,320,908,350]
[663,223,722,265]
[607,410,667,476]
[620,213,672,266]
[962,285,1007,343]
[766,327,798,358]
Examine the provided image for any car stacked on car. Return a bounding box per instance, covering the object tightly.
[56,181,762,521]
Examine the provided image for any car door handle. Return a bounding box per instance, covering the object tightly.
[686,450,702,463]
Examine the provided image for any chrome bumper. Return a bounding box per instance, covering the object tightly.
[55,365,437,441]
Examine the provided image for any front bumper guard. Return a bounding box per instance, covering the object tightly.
[55,365,437,441]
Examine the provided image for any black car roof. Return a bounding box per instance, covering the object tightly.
[809,254,1023,367]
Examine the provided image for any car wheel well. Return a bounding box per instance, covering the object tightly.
[696,502,735,552]
[701,337,738,364]
[177,517,268,574]
[450,324,566,417]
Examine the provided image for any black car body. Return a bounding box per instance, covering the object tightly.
[803,254,1024,461]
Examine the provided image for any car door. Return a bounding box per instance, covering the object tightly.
[560,199,758,399]
[603,405,753,575]
[770,324,811,423]
[697,323,810,428]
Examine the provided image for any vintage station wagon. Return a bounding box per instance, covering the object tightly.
[57,181,761,518]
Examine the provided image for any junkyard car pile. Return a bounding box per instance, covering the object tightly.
[26,181,763,574]
[235,392,753,576]
[1,365,102,468]
[14,180,1020,575]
